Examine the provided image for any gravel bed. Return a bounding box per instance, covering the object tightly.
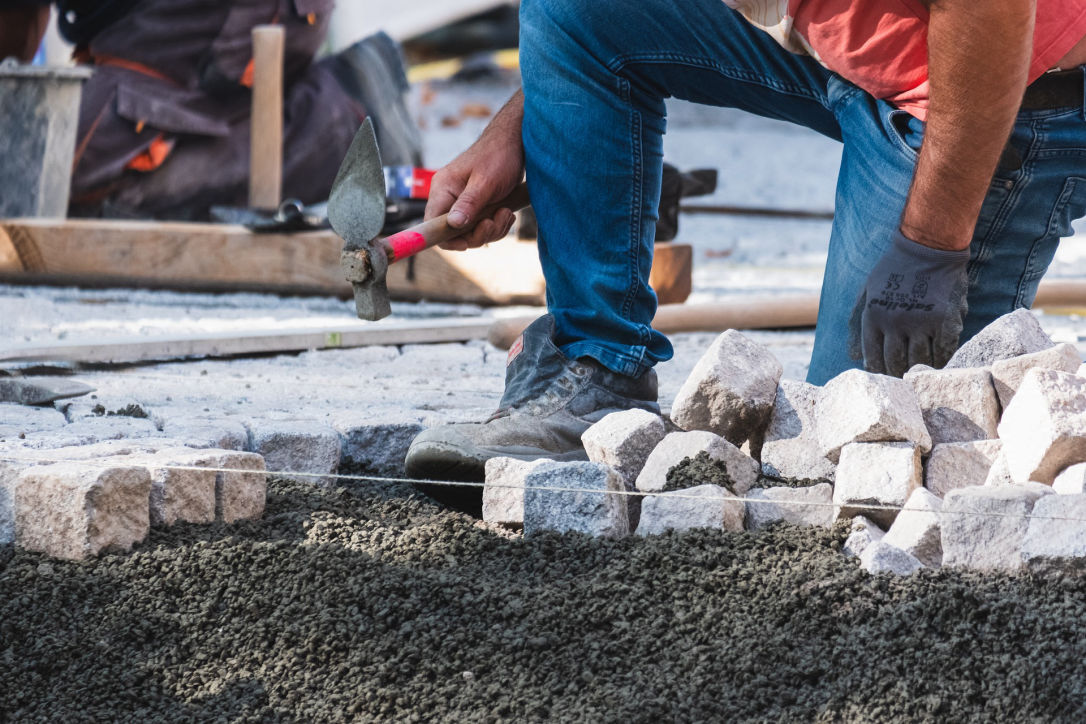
[664,451,829,492]
[2,477,1086,721]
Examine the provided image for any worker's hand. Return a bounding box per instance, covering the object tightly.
[849,230,971,377]
[427,90,525,251]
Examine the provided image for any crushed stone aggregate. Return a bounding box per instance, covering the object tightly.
[664,450,829,493]
[2,477,1086,722]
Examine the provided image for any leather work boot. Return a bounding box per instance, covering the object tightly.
[330,31,424,168]
[405,315,660,482]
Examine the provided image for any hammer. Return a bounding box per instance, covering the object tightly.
[328,119,530,321]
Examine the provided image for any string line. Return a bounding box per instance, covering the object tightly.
[3,456,1084,525]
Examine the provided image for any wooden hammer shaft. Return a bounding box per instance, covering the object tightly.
[249,25,285,211]
[381,182,531,264]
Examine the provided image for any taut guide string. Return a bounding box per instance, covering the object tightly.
[4,456,1086,525]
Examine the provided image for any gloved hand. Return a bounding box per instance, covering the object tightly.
[849,229,970,377]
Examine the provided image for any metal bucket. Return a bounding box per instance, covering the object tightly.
[0,59,92,218]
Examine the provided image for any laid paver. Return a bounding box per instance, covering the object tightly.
[998,369,1086,484]
[1021,494,1086,571]
[926,440,1003,498]
[834,441,923,528]
[817,370,931,463]
[860,540,925,576]
[14,462,152,560]
[745,483,834,530]
[884,488,943,567]
[636,430,759,495]
[523,462,629,538]
[582,409,667,486]
[905,366,999,444]
[1054,463,1086,495]
[942,484,1053,573]
[482,457,548,528]
[637,484,744,535]
[760,380,836,482]
[670,329,782,447]
[990,342,1081,408]
[843,515,885,558]
[249,420,342,486]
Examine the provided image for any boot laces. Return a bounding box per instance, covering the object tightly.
[497,364,592,418]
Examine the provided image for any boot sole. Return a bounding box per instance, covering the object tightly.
[404,440,589,482]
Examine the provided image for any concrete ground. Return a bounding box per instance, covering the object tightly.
[2,73,1086,477]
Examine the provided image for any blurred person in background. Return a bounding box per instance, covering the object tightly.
[0,0,421,219]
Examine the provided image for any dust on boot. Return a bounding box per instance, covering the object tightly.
[405,315,660,482]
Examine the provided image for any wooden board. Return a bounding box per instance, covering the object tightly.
[487,278,1086,349]
[0,219,348,295]
[649,243,693,305]
[0,219,692,306]
[0,218,547,305]
[0,318,494,366]
[385,237,546,306]
[489,295,821,350]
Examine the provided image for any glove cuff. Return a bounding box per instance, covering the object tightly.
[892,229,971,264]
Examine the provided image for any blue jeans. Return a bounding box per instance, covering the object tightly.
[519,0,1086,385]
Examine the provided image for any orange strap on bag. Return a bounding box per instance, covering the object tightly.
[125,134,174,172]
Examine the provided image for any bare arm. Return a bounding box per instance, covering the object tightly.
[426,89,525,250]
[901,0,1036,251]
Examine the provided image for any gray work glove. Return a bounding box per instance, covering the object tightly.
[849,230,970,377]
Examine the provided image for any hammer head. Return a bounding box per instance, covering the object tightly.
[328,118,392,320]
[341,243,391,320]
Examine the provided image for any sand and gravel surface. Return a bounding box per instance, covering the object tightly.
[3,475,1086,722]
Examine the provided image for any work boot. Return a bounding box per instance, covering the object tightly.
[405,315,660,481]
[330,31,424,167]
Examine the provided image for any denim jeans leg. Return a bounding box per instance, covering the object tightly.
[519,0,839,377]
[807,87,1086,385]
[806,89,920,385]
[962,105,1086,336]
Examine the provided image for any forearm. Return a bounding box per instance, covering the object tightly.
[479,88,524,154]
[427,89,526,245]
[901,0,1036,251]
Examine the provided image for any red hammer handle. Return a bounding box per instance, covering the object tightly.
[383,182,531,263]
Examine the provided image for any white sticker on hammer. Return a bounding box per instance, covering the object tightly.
[507,335,524,366]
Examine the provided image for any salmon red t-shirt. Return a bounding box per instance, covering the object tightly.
[725,0,1086,119]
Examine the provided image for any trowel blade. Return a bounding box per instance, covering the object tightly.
[0,377,95,406]
[328,118,387,249]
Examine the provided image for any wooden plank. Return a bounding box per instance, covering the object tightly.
[0,226,19,270]
[385,237,545,306]
[0,318,494,366]
[0,218,546,304]
[488,277,1086,349]
[0,219,348,294]
[0,220,690,307]
[488,296,821,350]
[649,243,692,305]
